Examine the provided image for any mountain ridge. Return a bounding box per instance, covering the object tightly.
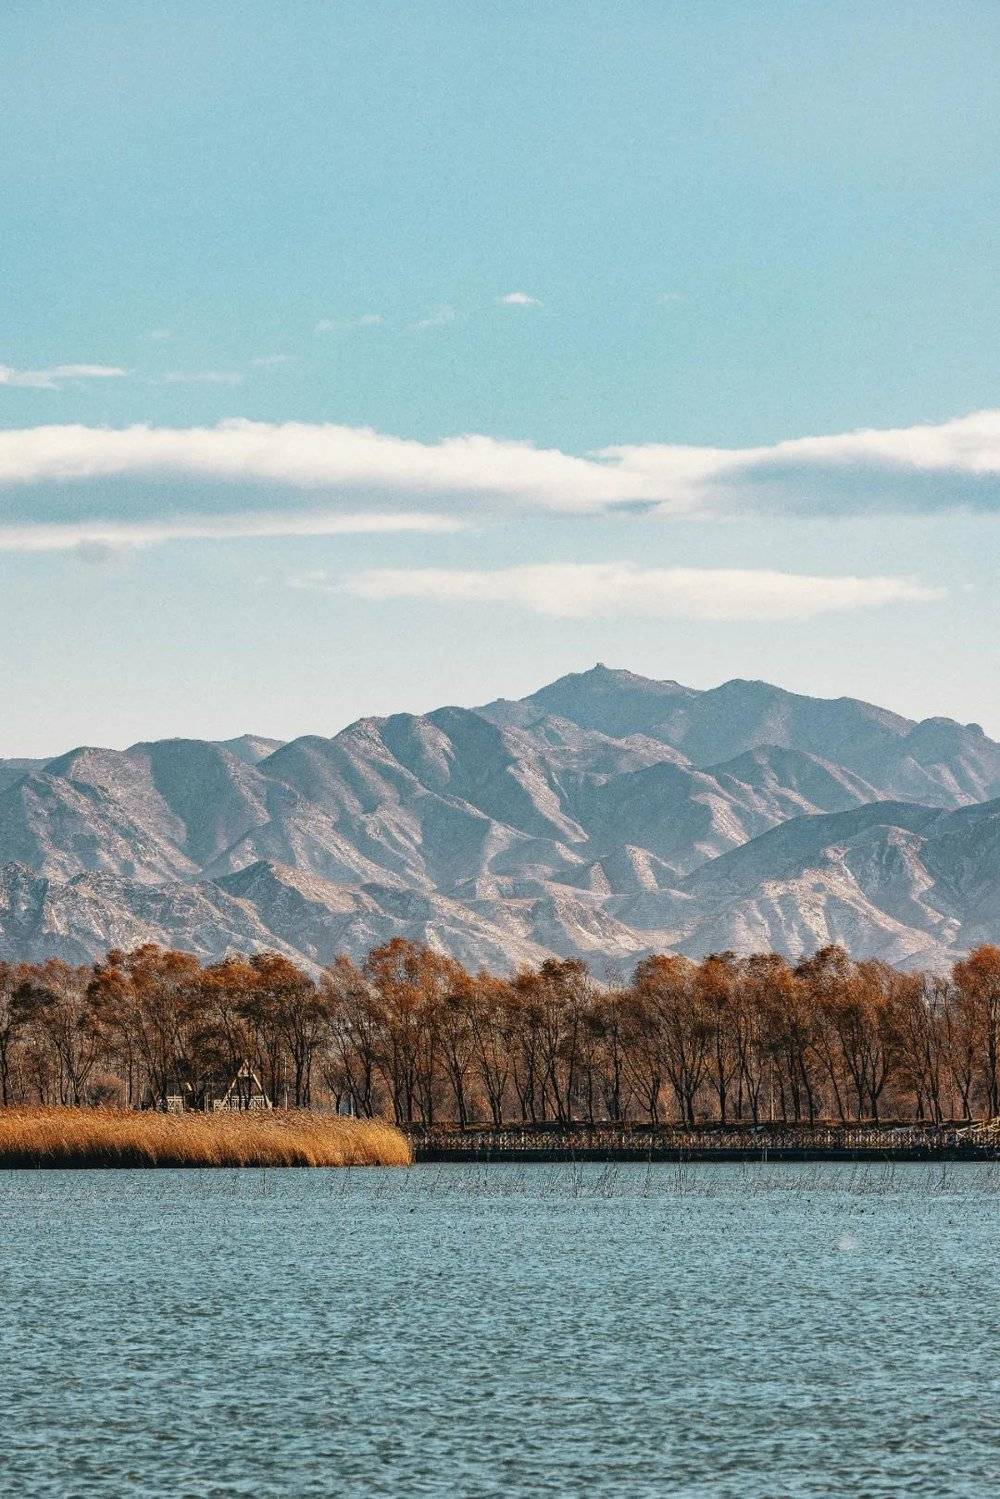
[1,666,998,972]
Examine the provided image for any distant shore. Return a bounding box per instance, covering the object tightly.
[410,1123,1000,1163]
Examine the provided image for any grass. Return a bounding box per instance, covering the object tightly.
[0,1107,412,1169]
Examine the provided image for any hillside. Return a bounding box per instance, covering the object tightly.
[1,666,998,970]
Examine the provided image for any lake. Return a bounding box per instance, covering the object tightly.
[2,1162,999,1497]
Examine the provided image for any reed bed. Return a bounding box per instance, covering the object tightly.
[0,1107,412,1169]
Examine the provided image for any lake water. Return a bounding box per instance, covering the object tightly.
[2,1162,1000,1497]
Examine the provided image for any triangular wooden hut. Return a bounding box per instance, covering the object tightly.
[212,1060,273,1112]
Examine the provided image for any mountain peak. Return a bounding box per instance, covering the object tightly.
[547,662,689,690]
[523,664,695,737]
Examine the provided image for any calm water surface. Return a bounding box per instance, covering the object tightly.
[2,1162,999,1497]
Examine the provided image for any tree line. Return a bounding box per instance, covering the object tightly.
[1,939,1000,1126]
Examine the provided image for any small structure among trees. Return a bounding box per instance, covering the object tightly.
[155,1061,272,1113]
[211,1060,272,1112]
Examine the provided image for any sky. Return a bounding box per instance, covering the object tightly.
[2,0,1000,754]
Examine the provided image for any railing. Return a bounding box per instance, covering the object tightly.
[407,1121,1000,1161]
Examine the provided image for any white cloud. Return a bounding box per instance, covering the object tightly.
[250,354,297,368]
[600,409,1000,516]
[339,563,942,621]
[409,306,457,331]
[163,370,245,386]
[500,292,541,307]
[148,329,174,342]
[0,364,128,391]
[0,420,643,510]
[315,314,383,332]
[0,511,462,555]
[3,411,1000,522]
[50,365,128,380]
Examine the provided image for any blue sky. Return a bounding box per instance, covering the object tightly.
[2,1,1000,753]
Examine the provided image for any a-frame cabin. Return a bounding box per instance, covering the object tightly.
[212,1060,273,1112]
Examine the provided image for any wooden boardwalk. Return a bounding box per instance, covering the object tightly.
[409,1122,1000,1163]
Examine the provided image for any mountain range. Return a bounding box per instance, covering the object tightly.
[2,664,999,972]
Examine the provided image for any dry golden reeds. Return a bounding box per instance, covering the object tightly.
[0,1107,412,1169]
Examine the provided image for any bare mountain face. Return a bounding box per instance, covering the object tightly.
[1,665,999,971]
[486,665,1000,805]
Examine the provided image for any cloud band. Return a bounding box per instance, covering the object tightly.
[0,412,998,522]
[335,562,943,621]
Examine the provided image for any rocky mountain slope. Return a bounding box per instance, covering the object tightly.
[1,665,998,971]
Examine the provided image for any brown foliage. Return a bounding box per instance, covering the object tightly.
[5,938,1000,1127]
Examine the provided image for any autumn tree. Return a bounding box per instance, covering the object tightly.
[87,945,204,1106]
[320,955,384,1116]
[698,953,740,1124]
[237,953,318,1107]
[513,959,593,1124]
[953,945,1000,1118]
[895,973,949,1122]
[588,985,633,1123]
[437,970,477,1126]
[364,939,463,1125]
[632,954,708,1125]
[726,954,787,1122]
[0,962,29,1106]
[468,973,514,1126]
[13,960,101,1105]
